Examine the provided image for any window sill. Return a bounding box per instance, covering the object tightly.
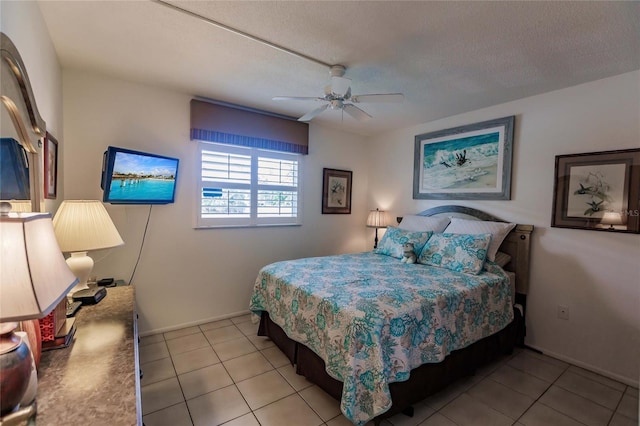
[194,223,302,230]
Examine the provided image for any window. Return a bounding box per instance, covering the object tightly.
[197,142,302,227]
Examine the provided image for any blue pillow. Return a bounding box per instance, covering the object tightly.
[374,227,432,259]
[417,233,492,274]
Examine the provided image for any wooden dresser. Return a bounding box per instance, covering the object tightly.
[36,286,142,425]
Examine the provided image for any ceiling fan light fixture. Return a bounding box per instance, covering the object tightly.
[274,64,404,123]
[331,76,351,97]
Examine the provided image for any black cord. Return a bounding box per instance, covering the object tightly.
[128,205,153,285]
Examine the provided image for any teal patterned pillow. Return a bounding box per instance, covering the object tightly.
[374,227,432,259]
[417,233,492,274]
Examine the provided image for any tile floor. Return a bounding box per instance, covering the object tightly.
[140,314,638,426]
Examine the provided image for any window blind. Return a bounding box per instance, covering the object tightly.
[190,99,309,155]
[198,142,302,227]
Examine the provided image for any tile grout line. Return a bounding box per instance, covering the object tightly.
[509,354,576,425]
[141,325,249,424]
[432,350,525,424]
[141,321,635,426]
[566,366,631,394]
[205,323,274,426]
[142,329,206,424]
[607,389,630,426]
[218,321,329,426]
[441,349,560,426]
[505,352,560,423]
[166,331,197,426]
[511,356,605,426]
[139,337,180,420]
[199,324,250,425]
[553,380,624,412]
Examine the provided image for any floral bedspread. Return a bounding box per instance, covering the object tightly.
[249,252,513,425]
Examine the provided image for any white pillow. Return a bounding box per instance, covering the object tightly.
[398,215,450,233]
[443,218,515,261]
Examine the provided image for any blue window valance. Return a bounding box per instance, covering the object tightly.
[190,99,308,155]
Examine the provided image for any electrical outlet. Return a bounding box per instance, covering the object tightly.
[557,305,570,320]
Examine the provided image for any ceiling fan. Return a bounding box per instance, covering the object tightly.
[273,65,404,122]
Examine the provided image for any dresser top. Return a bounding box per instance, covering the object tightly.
[37,286,138,426]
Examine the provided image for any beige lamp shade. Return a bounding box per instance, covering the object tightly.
[53,200,124,252]
[601,211,623,226]
[0,212,78,321]
[366,208,390,250]
[366,208,390,228]
[7,201,32,213]
[52,200,124,292]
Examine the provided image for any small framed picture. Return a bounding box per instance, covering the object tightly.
[322,168,352,214]
[44,132,58,199]
[551,148,639,233]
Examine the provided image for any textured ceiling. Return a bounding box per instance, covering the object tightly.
[38,1,640,136]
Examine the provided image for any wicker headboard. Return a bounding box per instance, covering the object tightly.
[413,205,534,297]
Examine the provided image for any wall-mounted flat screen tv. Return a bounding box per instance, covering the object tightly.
[101,146,179,204]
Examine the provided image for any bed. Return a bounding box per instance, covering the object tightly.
[249,206,533,425]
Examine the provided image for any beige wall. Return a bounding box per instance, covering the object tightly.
[1,1,65,212]
[62,70,369,334]
[368,71,640,385]
[5,0,638,387]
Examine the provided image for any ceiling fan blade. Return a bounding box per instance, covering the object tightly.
[331,76,351,97]
[298,104,329,122]
[351,93,404,103]
[343,104,372,121]
[273,96,321,101]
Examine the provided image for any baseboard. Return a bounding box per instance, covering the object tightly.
[526,343,639,388]
[139,309,251,337]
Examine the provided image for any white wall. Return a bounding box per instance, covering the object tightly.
[0,1,65,211]
[368,71,640,385]
[6,0,637,386]
[61,70,369,334]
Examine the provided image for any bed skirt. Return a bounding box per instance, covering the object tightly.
[258,308,522,423]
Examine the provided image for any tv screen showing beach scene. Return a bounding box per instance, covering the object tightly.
[102,146,179,204]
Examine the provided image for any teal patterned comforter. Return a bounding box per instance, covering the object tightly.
[249,252,513,425]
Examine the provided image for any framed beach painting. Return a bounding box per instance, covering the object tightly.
[551,148,640,233]
[322,168,352,214]
[413,116,515,200]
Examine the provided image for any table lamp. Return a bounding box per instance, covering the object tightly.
[366,208,390,249]
[52,200,124,294]
[600,211,623,230]
[0,203,78,419]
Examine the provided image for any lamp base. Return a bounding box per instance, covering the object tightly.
[66,252,94,294]
[0,401,36,425]
[0,323,33,416]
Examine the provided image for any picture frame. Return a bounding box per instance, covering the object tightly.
[551,148,639,233]
[322,168,352,214]
[413,116,515,200]
[44,132,58,199]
